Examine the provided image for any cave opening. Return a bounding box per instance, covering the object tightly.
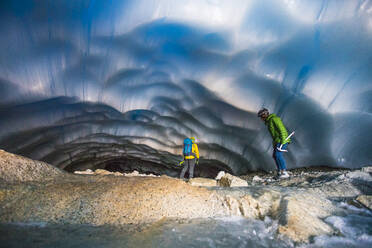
[63,155,232,179]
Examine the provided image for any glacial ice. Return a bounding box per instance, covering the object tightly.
[0,0,372,174]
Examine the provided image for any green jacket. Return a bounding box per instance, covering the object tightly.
[265,114,291,145]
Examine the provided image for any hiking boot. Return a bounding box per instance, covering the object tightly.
[280,171,289,179]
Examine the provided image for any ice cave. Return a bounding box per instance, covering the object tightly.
[0,0,371,247]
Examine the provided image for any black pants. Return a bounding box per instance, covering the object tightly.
[180,159,195,179]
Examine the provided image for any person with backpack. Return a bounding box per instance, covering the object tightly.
[180,137,199,180]
[257,108,292,178]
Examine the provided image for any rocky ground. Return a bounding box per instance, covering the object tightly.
[0,149,371,243]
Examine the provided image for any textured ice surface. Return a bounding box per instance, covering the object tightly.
[304,203,372,248]
[0,217,294,248]
[1,208,371,248]
[0,0,372,173]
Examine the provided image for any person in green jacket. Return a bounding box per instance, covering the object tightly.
[258,108,291,178]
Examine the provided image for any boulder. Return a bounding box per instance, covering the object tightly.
[361,166,372,173]
[217,172,248,187]
[276,193,336,242]
[356,195,372,210]
[345,171,372,181]
[215,171,225,180]
[252,175,263,183]
[188,177,217,187]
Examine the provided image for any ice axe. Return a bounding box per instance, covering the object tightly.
[277,131,295,152]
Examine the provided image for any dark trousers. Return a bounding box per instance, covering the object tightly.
[180,159,195,179]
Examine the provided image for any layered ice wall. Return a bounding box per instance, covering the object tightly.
[0,0,371,175]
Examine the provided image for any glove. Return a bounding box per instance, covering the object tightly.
[178,160,185,166]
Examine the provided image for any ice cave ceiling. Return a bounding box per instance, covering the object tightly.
[0,0,372,176]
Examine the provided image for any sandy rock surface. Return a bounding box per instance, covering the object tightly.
[0,150,64,182]
[187,177,217,187]
[0,175,228,225]
[1,151,371,243]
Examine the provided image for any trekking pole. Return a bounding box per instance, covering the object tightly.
[277,131,295,152]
